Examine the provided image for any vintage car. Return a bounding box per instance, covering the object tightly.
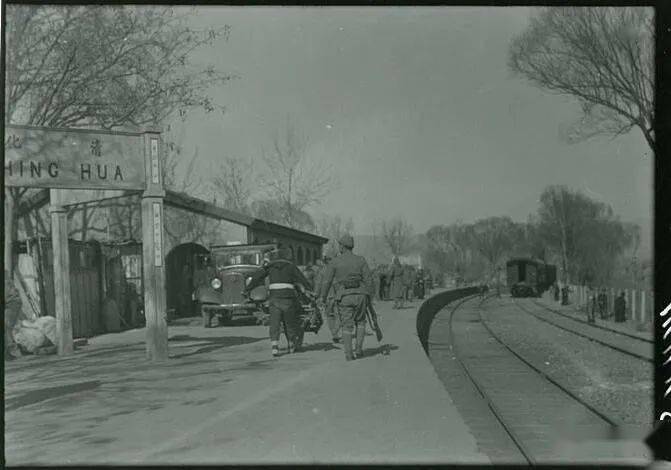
[194,243,276,327]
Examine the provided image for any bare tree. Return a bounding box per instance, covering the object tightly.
[425,223,474,278]
[161,145,223,248]
[259,121,336,230]
[381,217,413,257]
[211,157,254,214]
[509,7,654,149]
[4,4,234,275]
[538,185,633,285]
[465,216,517,283]
[316,214,355,258]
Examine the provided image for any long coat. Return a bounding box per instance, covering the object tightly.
[388,264,405,299]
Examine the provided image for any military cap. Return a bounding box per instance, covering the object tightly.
[338,234,354,248]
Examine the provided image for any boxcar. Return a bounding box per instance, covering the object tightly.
[506,258,556,297]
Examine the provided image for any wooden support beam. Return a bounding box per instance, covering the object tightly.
[49,189,74,355]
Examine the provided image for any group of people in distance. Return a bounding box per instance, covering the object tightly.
[374,259,432,310]
[553,284,629,323]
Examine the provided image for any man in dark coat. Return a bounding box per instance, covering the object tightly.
[597,288,608,319]
[245,248,312,357]
[415,269,425,300]
[614,292,627,323]
[378,271,386,300]
[319,234,373,361]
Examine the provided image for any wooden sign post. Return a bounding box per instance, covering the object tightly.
[49,188,74,355]
[141,131,168,360]
[5,125,167,360]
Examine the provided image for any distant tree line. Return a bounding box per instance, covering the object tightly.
[421,185,648,290]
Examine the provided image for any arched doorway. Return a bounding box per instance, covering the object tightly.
[166,242,209,317]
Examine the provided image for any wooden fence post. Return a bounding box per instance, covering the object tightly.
[49,189,73,355]
[580,285,584,308]
[641,291,646,324]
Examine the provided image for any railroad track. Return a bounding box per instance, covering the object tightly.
[425,292,486,352]
[530,298,653,343]
[448,295,620,464]
[511,298,653,364]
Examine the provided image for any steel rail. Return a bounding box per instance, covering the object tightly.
[530,298,653,344]
[478,298,619,428]
[446,294,536,466]
[512,299,653,364]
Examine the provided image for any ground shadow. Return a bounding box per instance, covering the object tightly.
[223,317,260,327]
[295,342,340,353]
[168,335,265,359]
[169,316,260,327]
[6,380,101,411]
[360,344,399,359]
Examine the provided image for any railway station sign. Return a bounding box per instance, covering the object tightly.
[4,124,146,190]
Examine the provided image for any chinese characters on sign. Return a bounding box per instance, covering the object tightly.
[90,138,102,157]
[153,202,163,267]
[4,125,145,190]
[151,138,160,184]
[5,133,23,149]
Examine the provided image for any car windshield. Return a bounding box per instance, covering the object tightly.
[213,251,262,269]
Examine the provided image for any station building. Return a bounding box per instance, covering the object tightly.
[12,188,327,339]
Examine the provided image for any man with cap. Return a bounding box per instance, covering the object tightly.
[244,247,312,357]
[318,234,374,361]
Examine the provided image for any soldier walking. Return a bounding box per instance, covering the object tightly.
[388,257,405,309]
[244,247,312,357]
[318,234,373,361]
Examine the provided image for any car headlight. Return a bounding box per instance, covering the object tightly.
[211,278,222,289]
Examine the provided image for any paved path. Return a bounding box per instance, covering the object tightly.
[5,298,489,465]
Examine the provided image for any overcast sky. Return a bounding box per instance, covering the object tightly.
[174,6,652,243]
